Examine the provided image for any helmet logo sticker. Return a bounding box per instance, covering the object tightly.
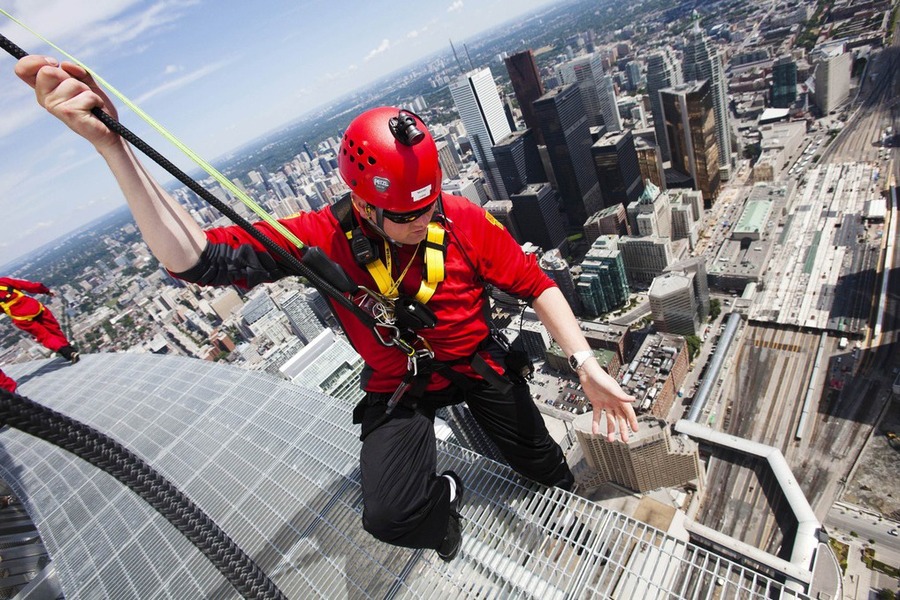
[411,184,432,202]
[373,176,391,192]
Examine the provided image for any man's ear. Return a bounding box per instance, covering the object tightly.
[350,195,368,214]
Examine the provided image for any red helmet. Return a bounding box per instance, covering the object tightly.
[338,107,442,213]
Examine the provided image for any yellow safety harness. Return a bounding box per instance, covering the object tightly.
[349,222,446,304]
[0,286,42,320]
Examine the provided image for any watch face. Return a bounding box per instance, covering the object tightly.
[568,355,579,371]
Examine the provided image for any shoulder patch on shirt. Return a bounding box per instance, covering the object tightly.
[484,211,505,230]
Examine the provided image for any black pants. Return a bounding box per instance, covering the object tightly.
[356,378,574,550]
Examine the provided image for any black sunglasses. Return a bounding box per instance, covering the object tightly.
[377,200,438,224]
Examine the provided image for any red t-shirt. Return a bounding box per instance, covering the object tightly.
[179,194,556,392]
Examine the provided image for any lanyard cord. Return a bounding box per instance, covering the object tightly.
[383,241,422,297]
[0,30,382,332]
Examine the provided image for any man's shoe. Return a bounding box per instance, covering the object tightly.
[437,470,464,562]
[69,351,80,364]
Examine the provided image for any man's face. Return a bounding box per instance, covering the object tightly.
[352,195,437,245]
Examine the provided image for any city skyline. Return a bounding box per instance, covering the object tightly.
[0,0,562,268]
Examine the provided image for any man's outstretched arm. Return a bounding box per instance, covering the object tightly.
[532,286,638,442]
[15,56,206,273]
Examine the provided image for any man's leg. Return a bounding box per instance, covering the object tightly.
[358,400,455,550]
[15,312,70,353]
[464,380,574,490]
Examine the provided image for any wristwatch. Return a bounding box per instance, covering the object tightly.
[568,350,594,373]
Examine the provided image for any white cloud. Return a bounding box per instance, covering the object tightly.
[133,60,231,104]
[447,1,464,13]
[364,39,391,62]
[164,65,182,75]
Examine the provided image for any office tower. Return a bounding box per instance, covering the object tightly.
[539,250,583,315]
[625,60,642,91]
[275,288,327,344]
[493,129,547,196]
[533,84,602,229]
[504,50,546,145]
[557,54,622,133]
[649,271,700,335]
[574,415,701,493]
[771,56,798,108]
[578,241,630,317]
[813,46,852,114]
[449,68,512,200]
[626,181,671,238]
[618,236,674,285]
[597,74,623,133]
[683,24,733,179]
[670,204,698,249]
[666,257,710,321]
[279,328,364,404]
[634,135,667,191]
[645,48,682,163]
[660,81,721,206]
[509,183,568,251]
[443,177,487,206]
[584,203,628,241]
[436,140,460,179]
[591,129,645,209]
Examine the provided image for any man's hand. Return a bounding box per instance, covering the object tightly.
[15,56,121,152]
[579,358,638,442]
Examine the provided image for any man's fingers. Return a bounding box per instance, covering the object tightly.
[14,55,59,88]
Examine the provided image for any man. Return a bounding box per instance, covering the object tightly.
[15,55,638,561]
[0,277,79,364]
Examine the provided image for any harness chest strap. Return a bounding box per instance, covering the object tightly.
[0,287,42,320]
[348,222,446,304]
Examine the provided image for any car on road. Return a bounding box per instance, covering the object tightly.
[890,529,898,536]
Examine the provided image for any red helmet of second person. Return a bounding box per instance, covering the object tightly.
[338,106,442,213]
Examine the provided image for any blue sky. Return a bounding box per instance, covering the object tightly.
[0,0,560,268]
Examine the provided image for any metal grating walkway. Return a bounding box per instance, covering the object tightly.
[1,354,811,599]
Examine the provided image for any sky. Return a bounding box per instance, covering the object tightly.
[0,0,561,268]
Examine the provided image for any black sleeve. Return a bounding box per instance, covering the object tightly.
[170,241,289,289]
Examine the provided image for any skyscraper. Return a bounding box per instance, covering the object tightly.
[660,80,721,206]
[504,50,546,145]
[649,271,700,335]
[533,84,602,229]
[597,74,622,134]
[683,24,732,180]
[591,129,645,209]
[579,241,630,317]
[645,48,682,163]
[626,181,671,238]
[771,56,798,108]
[509,183,568,250]
[813,46,852,114]
[449,68,512,200]
[493,129,547,197]
[557,54,622,133]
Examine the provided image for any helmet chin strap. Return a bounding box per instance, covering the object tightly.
[362,204,404,246]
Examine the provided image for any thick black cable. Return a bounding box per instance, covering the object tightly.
[0,33,376,330]
[0,388,287,600]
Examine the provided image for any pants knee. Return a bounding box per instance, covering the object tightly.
[362,500,408,544]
